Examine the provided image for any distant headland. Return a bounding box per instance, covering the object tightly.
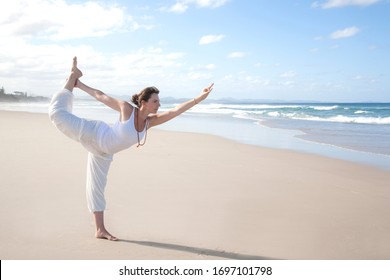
[0,86,49,102]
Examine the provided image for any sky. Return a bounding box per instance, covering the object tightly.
[0,0,389,102]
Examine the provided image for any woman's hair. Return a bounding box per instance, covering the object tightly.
[131,86,159,107]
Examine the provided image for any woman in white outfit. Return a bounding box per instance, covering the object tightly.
[49,57,214,241]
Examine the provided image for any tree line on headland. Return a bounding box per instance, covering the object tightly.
[0,86,49,102]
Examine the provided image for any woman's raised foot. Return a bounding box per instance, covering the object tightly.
[71,57,83,79]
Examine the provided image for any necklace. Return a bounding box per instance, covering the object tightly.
[136,108,148,147]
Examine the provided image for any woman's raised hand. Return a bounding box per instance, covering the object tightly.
[198,83,214,102]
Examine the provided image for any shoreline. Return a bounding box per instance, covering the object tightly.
[1,103,390,171]
[1,110,390,259]
[157,113,390,171]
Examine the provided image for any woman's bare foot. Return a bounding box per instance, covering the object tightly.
[95,229,118,241]
[93,211,117,241]
[71,56,83,79]
[64,57,83,89]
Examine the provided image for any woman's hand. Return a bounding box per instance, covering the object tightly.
[197,83,214,103]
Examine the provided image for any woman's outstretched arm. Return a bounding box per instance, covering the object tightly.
[76,80,127,113]
[149,83,214,128]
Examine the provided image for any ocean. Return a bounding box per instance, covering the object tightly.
[1,98,390,170]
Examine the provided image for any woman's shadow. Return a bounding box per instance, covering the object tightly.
[118,239,278,260]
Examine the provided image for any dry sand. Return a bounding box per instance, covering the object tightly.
[1,110,390,260]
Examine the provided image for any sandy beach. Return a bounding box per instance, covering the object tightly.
[1,110,390,260]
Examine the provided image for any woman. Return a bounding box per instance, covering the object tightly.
[49,57,213,241]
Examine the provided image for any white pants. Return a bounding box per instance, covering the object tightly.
[49,89,113,212]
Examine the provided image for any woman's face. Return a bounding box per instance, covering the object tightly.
[143,93,160,113]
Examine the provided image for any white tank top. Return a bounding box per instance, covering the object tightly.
[98,108,147,154]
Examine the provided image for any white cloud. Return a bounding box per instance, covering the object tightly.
[205,64,216,70]
[0,0,141,41]
[330,26,360,39]
[280,71,297,78]
[112,48,184,69]
[0,37,105,96]
[194,0,229,8]
[190,64,216,70]
[312,0,381,9]
[99,49,186,91]
[350,74,377,84]
[0,35,187,96]
[282,81,296,87]
[169,2,189,13]
[187,64,215,80]
[188,72,213,80]
[199,34,225,45]
[227,52,247,58]
[222,72,270,88]
[0,0,167,96]
[254,62,281,68]
[166,0,229,13]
